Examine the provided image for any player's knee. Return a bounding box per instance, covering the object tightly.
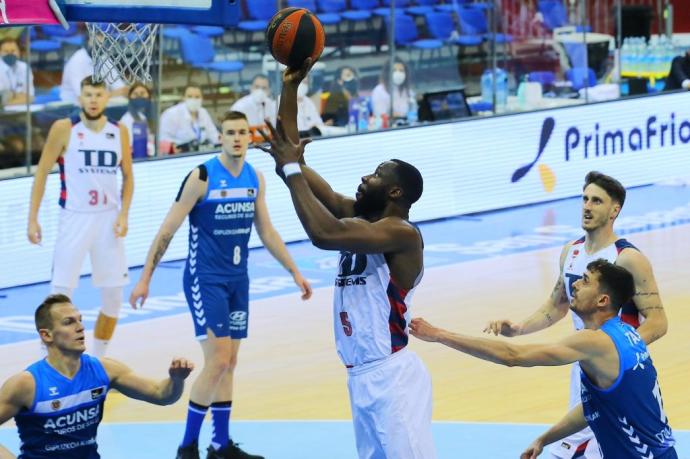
[100,287,123,318]
[227,352,239,372]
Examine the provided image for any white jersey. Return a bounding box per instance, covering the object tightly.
[333,251,422,367]
[58,116,122,212]
[562,236,640,330]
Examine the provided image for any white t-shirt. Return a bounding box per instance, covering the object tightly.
[0,59,34,97]
[59,48,126,104]
[230,94,277,127]
[159,101,220,146]
[297,96,324,132]
[371,83,413,118]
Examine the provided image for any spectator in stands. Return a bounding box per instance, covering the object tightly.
[230,74,277,127]
[59,40,128,104]
[0,37,34,105]
[322,66,359,127]
[296,80,325,137]
[120,83,153,159]
[371,58,415,120]
[159,83,219,154]
[664,49,690,91]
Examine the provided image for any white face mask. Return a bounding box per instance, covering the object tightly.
[184,98,201,112]
[251,88,267,103]
[297,83,309,98]
[392,70,406,86]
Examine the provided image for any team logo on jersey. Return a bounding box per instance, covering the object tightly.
[48,386,59,396]
[51,400,61,411]
[335,252,367,287]
[106,132,115,139]
[91,387,105,400]
[77,132,84,140]
[221,190,228,197]
[220,179,228,187]
[247,188,256,197]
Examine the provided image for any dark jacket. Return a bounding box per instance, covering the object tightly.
[664,54,690,91]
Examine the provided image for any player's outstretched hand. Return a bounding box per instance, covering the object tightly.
[256,118,312,169]
[168,358,194,381]
[293,272,313,300]
[283,58,313,86]
[114,211,129,238]
[483,319,521,337]
[409,317,442,342]
[129,281,149,309]
[520,439,544,459]
[27,220,42,245]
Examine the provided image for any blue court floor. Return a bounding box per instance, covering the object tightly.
[0,421,687,458]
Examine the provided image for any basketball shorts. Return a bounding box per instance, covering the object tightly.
[182,269,249,340]
[51,209,128,289]
[548,362,602,459]
[347,348,436,459]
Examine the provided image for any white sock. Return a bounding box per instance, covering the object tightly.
[91,337,109,359]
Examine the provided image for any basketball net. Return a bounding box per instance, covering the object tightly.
[86,22,159,85]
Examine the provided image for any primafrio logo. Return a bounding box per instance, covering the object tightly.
[511,117,556,192]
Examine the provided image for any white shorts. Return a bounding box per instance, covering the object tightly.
[347,348,436,459]
[548,363,602,459]
[51,209,129,289]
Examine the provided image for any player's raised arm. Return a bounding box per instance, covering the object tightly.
[521,404,588,459]
[129,167,206,308]
[101,357,193,406]
[484,242,572,337]
[616,249,667,344]
[27,119,70,244]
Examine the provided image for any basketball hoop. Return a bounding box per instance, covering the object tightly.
[86,22,159,85]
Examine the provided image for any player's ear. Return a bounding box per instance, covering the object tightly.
[389,185,403,200]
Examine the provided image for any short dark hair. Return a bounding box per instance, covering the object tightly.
[583,171,626,207]
[586,259,635,312]
[35,294,72,332]
[391,159,423,206]
[128,82,151,99]
[80,76,106,90]
[220,111,249,125]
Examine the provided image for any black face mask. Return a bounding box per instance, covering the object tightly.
[128,98,151,117]
[343,79,359,95]
[2,54,18,67]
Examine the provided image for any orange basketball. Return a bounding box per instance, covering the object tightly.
[266,7,325,69]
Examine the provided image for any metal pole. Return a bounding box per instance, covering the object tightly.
[616,0,622,84]
[388,0,396,121]
[154,25,163,156]
[25,28,32,174]
[581,0,589,103]
[490,0,497,113]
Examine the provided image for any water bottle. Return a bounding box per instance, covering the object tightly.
[347,115,357,134]
[481,69,493,104]
[495,68,508,112]
[347,99,359,133]
[621,38,630,74]
[358,100,369,132]
[406,96,418,125]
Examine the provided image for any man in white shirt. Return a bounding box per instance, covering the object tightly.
[295,80,325,135]
[59,44,127,104]
[0,37,34,105]
[159,84,220,153]
[230,74,277,128]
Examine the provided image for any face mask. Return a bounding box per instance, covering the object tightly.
[343,79,359,95]
[185,98,201,112]
[251,88,267,104]
[297,83,309,98]
[392,70,406,86]
[128,98,150,116]
[2,54,17,67]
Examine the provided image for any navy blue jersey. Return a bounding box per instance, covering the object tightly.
[14,354,109,458]
[186,157,259,279]
[581,317,675,458]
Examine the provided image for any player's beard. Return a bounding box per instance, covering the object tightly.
[354,188,387,218]
[81,107,105,121]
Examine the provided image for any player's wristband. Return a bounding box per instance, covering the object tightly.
[282,162,302,177]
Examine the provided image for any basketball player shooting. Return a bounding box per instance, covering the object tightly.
[257,59,436,459]
[28,76,133,359]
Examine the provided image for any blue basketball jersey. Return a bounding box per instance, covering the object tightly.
[581,317,675,458]
[14,354,110,459]
[187,157,259,279]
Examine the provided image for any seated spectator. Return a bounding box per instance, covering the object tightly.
[159,83,219,153]
[60,41,128,104]
[120,83,153,158]
[296,81,325,136]
[0,37,34,105]
[323,66,359,127]
[231,74,277,128]
[371,58,415,119]
[664,49,690,91]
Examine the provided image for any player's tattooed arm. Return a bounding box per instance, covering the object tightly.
[151,233,173,270]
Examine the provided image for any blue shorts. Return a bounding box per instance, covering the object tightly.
[182,271,249,340]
